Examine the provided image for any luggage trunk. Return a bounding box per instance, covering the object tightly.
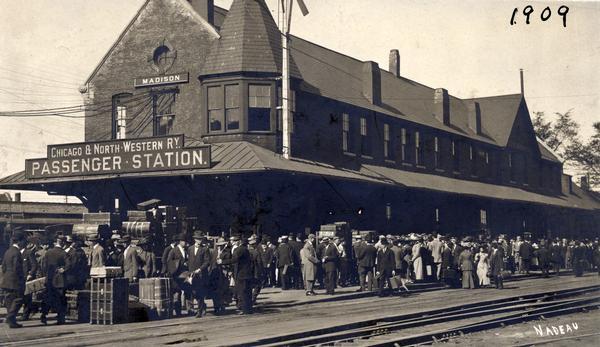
[66,290,90,323]
[90,278,129,324]
[138,278,173,320]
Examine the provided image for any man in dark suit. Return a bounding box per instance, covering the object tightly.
[64,235,88,290]
[40,236,68,325]
[489,243,505,289]
[440,241,455,288]
[550,240,564,276]
[1,230,27,328]
[274,236,294,290]
[287,233,302,289]
[188,231,211,318]
[166,233,189,316]
[219,235,253,315]
[248,236,264,303]
[161,237,177,276]
[258,241,274,287]
[355,236,377,292]
[376,239,396,297]
[519,239,534,274]
[321,237,339,295]
[536,240,551,278]
[20,235,40,321]
[119,235,139,282]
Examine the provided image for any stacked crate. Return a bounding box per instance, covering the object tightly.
[66,290,90,323]
[138,278,172,320]
[90,278,129,325]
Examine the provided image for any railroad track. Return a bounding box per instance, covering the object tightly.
[235,285,600,347]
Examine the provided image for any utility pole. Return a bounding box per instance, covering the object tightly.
[280,0,308,159]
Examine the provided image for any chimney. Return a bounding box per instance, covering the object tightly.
[433,88,450,125]
[14,192,21,202]
[389,49,400,78]
[468,101,482,135]
[188,0,214,26]
[581,175,590,191]
[520,68,524,96]
[362,61,381,105]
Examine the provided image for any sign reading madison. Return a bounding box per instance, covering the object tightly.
[25,135,211,179]
[133,72,189,88]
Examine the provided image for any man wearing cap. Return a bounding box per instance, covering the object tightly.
[88,235,106,271]
[137,237,157,278]
[64,235,88,290]
[218,235,254,315]
[247,235,264,303]
[275,236,294,290]
[300,234,319,295]
[1,230,27,328]
[321,237,339,295]
[119,235,139,282]
[40,235,68,325]
[188,231,211,317]
[166,233,189,316]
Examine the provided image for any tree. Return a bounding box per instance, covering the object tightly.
[533,110,599,189]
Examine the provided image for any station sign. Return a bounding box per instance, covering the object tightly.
[133,72,189,88]
[25,135,211,179]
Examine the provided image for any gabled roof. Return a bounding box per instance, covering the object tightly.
[1,141,598,211]
[84,0,220,85]
[200,0,299,77]
[289,35,523,147]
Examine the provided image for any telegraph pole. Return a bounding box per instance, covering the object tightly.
[280,0,308,159]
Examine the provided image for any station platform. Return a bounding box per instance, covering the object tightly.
[1,273,599,346]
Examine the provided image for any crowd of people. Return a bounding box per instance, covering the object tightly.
[1,227,599,329]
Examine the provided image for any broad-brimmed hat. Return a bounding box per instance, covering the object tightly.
[174,233,186,242]
[121,235,132,243]
[216,237,227,246]
[230,235,240,242]
[87,234,99,242]
[248,237,257,245]
[111,233,121,240]
[192,230,205,240]
[322,237,330,242]
[308,233,316,240]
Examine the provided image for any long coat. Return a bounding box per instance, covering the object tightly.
[489,249,504,276]
[1,245,24,291]
[458,249,475,272]
[275,243,294,267]
[322,243,339,273]
[65,247,88,289]
[166,246,187,278]
[355,243,377,268]
[90,244,106,268]
[120,246,140,280]
[300,242,318,281]
[43,246,67,289]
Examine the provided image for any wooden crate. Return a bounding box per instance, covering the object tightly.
[90,266,123,278]
[138,278,172,319]
[24,277,46,295]
[66,290,90,323]
[90,278,129,325]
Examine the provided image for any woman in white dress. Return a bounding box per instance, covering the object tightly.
[412,239,424,281]
[476,246,490,287]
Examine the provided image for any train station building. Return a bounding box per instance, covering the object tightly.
[0,0,598,238]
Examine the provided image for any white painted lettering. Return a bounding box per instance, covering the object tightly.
[533,325,543,337]
[132,154,141,169]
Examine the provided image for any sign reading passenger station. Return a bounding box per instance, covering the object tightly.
[25,135,211,179]
[134,72,189,88]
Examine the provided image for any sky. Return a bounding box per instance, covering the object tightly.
[0,0,598,202]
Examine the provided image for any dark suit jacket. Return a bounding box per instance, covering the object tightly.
[452,245,464,267]
[65,247,88,289]
[188,245,211,277]
[221,244,253,281]
[275,243,294,267]
[356,243,376,268]
[288,240,302,265]
[249,247,264,279]
[1,245,24,291]
[376,247,395,276]
[258,246,274,268]
[490,249,504,276]
[166,246,187,278]
[43,246,67,289]
[322,244,339,272]
[550,245,564,263]
[161,244,175,274]
[441,247,453,269]
[519,242,534,260]
[536,247,551,266]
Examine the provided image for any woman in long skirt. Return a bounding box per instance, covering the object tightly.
[459,245,475,289]
[476,247,490,287]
